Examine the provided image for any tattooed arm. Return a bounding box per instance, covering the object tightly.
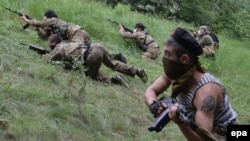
[194,82,223,133]
[169,82,223,141]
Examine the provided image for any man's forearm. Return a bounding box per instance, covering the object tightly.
[177,123,206,141]
[144,91,158,107]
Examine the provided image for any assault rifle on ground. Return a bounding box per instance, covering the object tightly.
[19,42,50,55]
[148,97,216,141]
[106,19,133,33]
[4,6,32,30]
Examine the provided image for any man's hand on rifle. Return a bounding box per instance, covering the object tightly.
[20,14,29,22]
[118,23,123,30]
[149,100,167,117]
[168,103,183,124]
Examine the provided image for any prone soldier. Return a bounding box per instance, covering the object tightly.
[43,34,148,88]
[118,23,161,60]
[21,10,91,46]
[20,10,126,63]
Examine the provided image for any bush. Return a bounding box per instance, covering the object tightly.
[96,0,250,40]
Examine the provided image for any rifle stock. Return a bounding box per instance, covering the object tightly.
[19,42,50,55]
[106,19,133,33]
[5,7,32,30]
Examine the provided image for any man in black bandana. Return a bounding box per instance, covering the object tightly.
[144,27,238,141]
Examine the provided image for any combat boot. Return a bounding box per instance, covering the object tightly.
[0,119,9,130]
[136,69,148,83]
[111,53,127,64]
[111,75,129,88]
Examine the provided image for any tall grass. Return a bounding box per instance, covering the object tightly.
[0,0,250,141]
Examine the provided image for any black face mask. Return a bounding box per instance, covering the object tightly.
[162,58,194,80]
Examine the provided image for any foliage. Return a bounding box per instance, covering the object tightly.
[96,0,250,39]
[214,0,250,39]
[97,0,181,18]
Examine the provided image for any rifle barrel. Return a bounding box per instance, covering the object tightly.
[106,19,133,33]
[19,42,27,46]
[106,19,118,25]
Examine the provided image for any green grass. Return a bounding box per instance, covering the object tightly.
[0,0,250,141]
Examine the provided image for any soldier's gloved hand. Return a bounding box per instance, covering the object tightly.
[149,101,162,118]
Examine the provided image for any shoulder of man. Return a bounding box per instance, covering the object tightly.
[42,17,58,23]
[136,31,147,37]
[193,84,218,109]
[52,42,66,50]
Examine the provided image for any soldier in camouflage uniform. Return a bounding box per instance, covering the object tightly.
[43,34,148,88]
[21,10,126,63]
[193,26,215,58]
[21,10,91,46]
[118,23,161,60]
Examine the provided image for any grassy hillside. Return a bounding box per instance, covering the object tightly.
[0,0,249,141]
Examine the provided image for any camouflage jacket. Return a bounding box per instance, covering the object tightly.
[198,34,214,48]
[119,27,159,49]
[35,27,50,40]
[26,18,82,40]
[42,42,87,63]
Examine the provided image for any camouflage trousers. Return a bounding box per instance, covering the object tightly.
[202,45,215,57]
[142,46,161,59]
[83,43,137,83]
[71,29,92,46]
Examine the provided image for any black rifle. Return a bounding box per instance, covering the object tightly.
[148,97,194,132]
[5,7,32,30]
[19,42,50,55]
[148,97,216,141]
[106,19,133,33]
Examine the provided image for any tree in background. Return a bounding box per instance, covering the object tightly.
[96,0,250,39]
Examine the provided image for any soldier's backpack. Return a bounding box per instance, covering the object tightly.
[209,32,219,43]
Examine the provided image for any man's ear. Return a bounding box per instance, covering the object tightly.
[179,54,189,64]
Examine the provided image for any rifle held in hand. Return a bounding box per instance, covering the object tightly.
[5,7,32,30]
[20,42,50,55]
[106,19,133,33]
[148,97,216,141]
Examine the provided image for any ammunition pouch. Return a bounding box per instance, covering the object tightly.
[138,44,147,52]
[138,40,155,52]
[49,24,69,40]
